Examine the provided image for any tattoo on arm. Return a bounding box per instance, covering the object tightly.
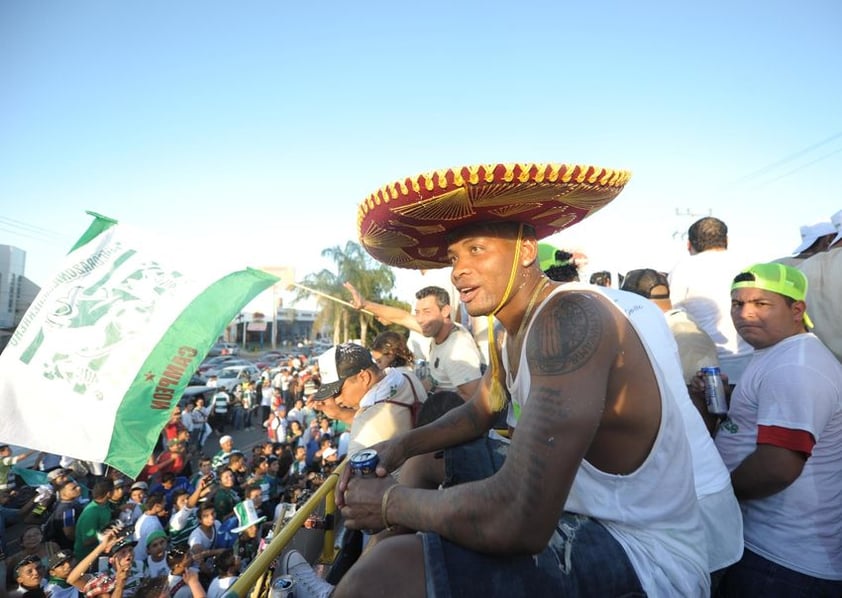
[528,294,602,376]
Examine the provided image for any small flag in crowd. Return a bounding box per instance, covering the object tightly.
[0,212,278,478]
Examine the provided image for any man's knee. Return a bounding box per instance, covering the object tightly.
[335,534,426,598]
[398,452,445,489]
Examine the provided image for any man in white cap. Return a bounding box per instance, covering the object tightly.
[775,220,836,266]
[796,209,842,362]
[211,435,235,472]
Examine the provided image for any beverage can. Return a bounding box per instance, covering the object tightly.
[701,366,728,415]
[349,449,379,478]
[270,575,296,597]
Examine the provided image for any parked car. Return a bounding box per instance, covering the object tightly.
[215,364,262,391]
[202,358,255,379]
[197,355,240,376]
[207,342,240,357]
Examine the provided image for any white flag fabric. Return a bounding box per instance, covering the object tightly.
[0,213,278,478]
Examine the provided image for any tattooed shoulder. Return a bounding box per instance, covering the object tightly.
[526,292,603,376]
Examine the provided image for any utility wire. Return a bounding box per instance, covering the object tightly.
[0,217,74,245]
[751,146,842,189]
[732,131,842,186]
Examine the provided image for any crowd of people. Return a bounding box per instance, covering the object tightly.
[0,344,385,597]
[2,194,841,598]
[274,203,841,597]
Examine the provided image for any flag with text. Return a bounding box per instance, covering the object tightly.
[0,213,278,477]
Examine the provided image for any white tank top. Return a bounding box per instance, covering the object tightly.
[503,284,709,597]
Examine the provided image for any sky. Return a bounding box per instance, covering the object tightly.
[2,0,841,313]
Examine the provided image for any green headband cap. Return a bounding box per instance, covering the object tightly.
[537,242,559,272]
[731,262,813,328]
[537,242,573,272]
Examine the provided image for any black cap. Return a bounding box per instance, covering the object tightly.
[313,343,375,400]
[108,535,137,556]
[621,268,670,300]
[48,550,75,570]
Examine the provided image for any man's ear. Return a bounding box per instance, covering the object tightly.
[441,303,451,320]
[520,237,538,267]
[793,300,809,329]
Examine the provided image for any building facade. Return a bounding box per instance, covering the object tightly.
[0,244,27,329]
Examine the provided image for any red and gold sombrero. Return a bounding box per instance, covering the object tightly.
[357,162,631,269]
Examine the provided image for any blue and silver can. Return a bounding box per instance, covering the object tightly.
[349,449,379,478]
[701,366,728,416]
[270,575,296,597]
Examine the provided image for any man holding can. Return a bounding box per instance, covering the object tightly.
[714,263,842,595]
[282,163,713,597]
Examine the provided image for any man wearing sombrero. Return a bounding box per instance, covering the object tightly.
[284,163,711,596]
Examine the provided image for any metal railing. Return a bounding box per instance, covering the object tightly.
[223,460,346,598]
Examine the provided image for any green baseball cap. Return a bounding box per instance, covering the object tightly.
[537,242,559,272]
[731,262,813,328]
[537,242,575,272]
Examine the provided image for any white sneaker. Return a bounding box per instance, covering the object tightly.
[281,550,335,598]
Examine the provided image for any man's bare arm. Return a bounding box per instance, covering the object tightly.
[384,293,615,553]
[343,282,421,332]
[454,377,482,401]
[730,443,806,500]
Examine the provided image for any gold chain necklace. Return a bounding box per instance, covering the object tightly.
[515,277,550,341]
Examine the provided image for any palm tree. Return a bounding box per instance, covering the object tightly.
[297,268,345,344]
[299,241,396,345]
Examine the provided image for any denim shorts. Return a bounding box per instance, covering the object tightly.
[716,548,842,598]
[421,436,645,597]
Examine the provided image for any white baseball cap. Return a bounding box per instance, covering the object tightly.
[831,209,842,247]
[792,221,836,255]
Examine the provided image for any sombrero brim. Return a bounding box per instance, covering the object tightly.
[358,163,631,269]
[232,515,266,533]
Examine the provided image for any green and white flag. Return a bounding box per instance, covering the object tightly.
[0,213,278,478]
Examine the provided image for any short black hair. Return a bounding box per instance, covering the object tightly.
[214,548,237,574]
[688,217,728,252]
[589,271,612,287]
[91,478,115,500]
[415,286,450,309]
[621,268,670,299]
[166,543,190,568]
[144,492,166,510]
[544,249,579,283]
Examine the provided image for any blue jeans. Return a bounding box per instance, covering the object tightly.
[420,437,645,598]
[717,548,842,598]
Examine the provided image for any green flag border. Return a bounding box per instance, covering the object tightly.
[106,267,278,478]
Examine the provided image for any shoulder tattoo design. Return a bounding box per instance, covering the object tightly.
[528,293,602,376]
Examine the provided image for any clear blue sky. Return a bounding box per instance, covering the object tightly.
[2,0,840,305]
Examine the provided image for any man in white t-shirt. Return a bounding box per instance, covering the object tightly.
[669,217,754,384]
[133,493,167,561]
[715,263,842,595]
[343,283,484,400]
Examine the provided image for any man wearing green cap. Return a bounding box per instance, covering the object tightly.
[715,262,842,595]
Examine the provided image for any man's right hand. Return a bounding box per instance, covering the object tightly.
[343,281,366,310]
[336,435,409,509]
[307,396,355,424]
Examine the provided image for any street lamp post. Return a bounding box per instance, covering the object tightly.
[236,312,246,350]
